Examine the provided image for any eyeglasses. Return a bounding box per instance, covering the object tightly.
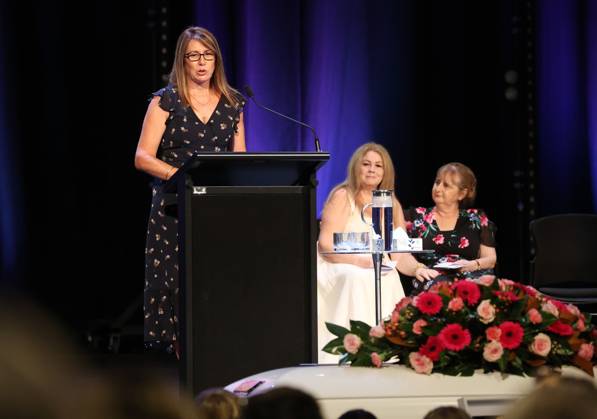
[184,51,215,62]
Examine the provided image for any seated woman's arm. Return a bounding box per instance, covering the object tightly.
[459,244,497,273]
[318,188,373,268]
[391,201,439,281]
[459,210,498,273]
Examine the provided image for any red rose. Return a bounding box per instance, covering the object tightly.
[547,320,574,336]
[419,335,444,361]
[452,280,481,306]
[415,292,443,315]
[499,321,524,350]
[550,299,569,313]
[432,234,445,245]
[438,323,471,351]
[467,209,478,214]
[458,237,469,248]
[521,285,538,297]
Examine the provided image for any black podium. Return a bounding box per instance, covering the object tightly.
[164,152,329,395]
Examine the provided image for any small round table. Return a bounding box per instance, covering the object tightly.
[321,249,434,324]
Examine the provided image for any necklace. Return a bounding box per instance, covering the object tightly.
[190,90,212,106]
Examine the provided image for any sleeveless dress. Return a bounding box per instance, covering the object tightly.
[317,195,405,363]
[143,85,244,349]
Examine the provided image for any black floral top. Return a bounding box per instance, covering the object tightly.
[153,85,245,169]
[405,207,497,293]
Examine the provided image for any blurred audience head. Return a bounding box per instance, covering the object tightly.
[502,375,597,419]
[338,408,377,419]
[0,294,112,419]
[423,406,471,419]
[108,367,199,419]
[195,387,241,419]
[242,387,322,419]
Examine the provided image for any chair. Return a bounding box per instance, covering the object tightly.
[530,214,597,315]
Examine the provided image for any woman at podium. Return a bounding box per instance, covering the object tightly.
[317,143,438,363]
[134,26,246,356]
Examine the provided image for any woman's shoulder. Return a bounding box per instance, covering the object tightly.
[151,84,178,97]
[328,186,350,203]
[150,84,181,112]
[460,208,495,228]
[221,89,246,111]
[405,206,433,220]
[461,208,490,218]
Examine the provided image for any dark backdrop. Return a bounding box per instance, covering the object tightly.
[0,0,595,343]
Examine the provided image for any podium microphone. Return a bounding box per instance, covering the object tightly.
[244,85,322,152]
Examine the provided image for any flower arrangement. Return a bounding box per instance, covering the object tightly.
[323,277,597,376]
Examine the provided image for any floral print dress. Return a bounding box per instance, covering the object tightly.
[143,85,244,351]
[405,207,497,294]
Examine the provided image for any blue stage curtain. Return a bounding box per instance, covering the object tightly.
[193,0,416,213]
[0,9,20,283]
[588,1,597,212]
[537,0,597,214]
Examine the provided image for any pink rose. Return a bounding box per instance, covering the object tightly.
[527,308,543,324]
[567,304,581,317]
[448,297,464,311]
[486,326,501,341]
[413,319,428,335]
[576,317,586,332]
[391,310,400,324]
[395,297,412,311]
[371,352,382,368]
[416,207,426,214]
[478,275,495,286]
[477,299,496,324]
[529,333,551,357]
[458,237,469,249]
[483,340,504,362]
[479,214,489,226]
[343,333,362,354]
[541,301,559,317]
[498,278,514,290]
[578,343,594,361]
[369,325,385,338]
[409,352,433,375]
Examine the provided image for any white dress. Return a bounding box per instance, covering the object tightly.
[316,197,405,363]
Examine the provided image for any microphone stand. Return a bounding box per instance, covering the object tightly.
[244,85,322,152]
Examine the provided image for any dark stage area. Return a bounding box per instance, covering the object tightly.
[1,0,596,387]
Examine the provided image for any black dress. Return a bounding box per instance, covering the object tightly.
[143,85,244,349]
[405,207,497,294]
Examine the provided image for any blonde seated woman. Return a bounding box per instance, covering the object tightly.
[317,143,438,363]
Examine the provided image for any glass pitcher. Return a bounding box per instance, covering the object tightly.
[360,189,393,251]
